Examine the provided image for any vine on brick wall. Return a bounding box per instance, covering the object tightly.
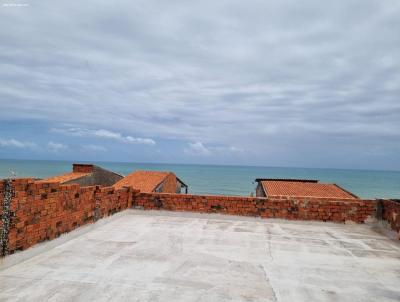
[0,179,12,256]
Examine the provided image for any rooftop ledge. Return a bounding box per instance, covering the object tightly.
[1,210,400,302]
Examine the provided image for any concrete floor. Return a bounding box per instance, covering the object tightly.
[0,210,400,302]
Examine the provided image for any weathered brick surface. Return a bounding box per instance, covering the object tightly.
[382,200,400,236]
[73,164,94,173]
[3,177,400,256]
[0,180,4,234]
[0,180,4,237]
[134,193,377,224]
[5,178,135,254]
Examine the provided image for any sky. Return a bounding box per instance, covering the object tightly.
[0,0,399,170]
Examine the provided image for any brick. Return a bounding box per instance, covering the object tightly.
[2,178,398,256]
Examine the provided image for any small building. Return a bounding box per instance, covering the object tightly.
[38,164,123,187]
[255,178,358,199]
[113,170,188,193]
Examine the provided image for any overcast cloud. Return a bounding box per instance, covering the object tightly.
[0,0,399,169]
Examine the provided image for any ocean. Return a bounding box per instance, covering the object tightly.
[0,159,399,199]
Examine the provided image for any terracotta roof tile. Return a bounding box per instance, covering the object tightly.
[37,172,90,184]
[260,180,358,199]
[113,170,171,192]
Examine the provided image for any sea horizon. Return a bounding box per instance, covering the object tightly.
[1,158,399,199]
[1,157,400,173]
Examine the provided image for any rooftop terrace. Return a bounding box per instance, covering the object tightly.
[1,210,399,302]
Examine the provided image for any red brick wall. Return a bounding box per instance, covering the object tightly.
[134,193,377,223]
[4,178,134,255]
[382,200,400,236]
[2,178,399,256]
[73,164,94,173]
[0,180,4,235]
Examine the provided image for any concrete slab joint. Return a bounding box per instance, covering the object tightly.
[0,179,12,257]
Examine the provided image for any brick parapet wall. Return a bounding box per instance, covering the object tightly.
[0,180,5,246]
[1,177,399,256]
[133,192,377,223]
[2,178,135,255]
[382,200,400,235]
[0,180,4,232]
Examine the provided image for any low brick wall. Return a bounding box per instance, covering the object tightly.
[2,177,399,257]
[0,180,4,232]
[134,193,377,223]
[0,181,4,252]
[382,200,400,236]
[0,178,135,256]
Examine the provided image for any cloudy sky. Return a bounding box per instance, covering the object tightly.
[0,0,399,170]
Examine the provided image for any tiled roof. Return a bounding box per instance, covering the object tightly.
[256,178,318,183]
[113,170,171,192]
[38,172,90,183]
[260,180,358,199]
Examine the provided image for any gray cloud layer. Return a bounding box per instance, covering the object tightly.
[0,0,399,168]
